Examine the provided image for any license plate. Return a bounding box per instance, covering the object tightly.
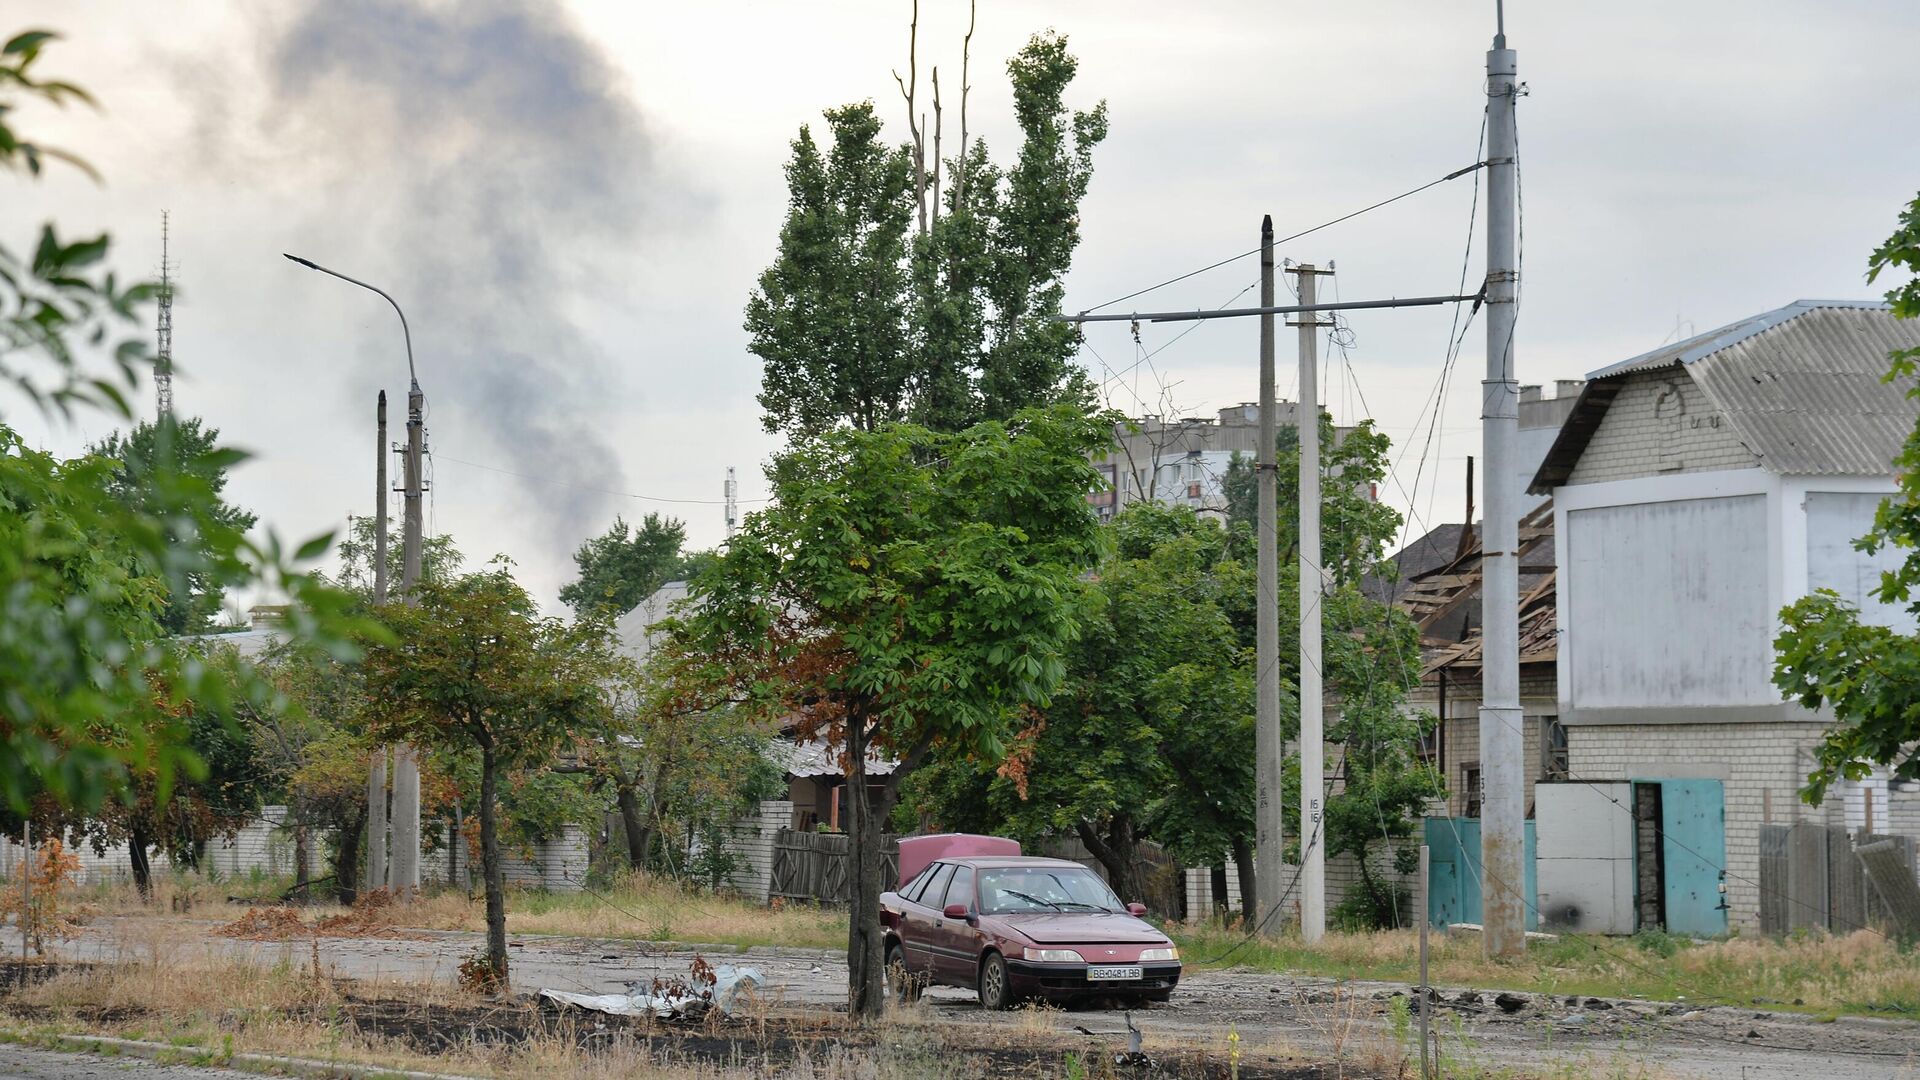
[1086,965,1143,981]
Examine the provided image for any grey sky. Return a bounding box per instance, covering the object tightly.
[10,0,1919,611]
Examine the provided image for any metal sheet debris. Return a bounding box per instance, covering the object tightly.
[539,965,764,1019]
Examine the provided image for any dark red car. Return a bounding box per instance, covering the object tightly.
[879,846,1181,1009]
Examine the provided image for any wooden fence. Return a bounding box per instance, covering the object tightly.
[1759,824,1918,935]
[768,830,900,904]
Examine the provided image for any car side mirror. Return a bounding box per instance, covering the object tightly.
[943,903,969,920]
[1127,902,1149,917]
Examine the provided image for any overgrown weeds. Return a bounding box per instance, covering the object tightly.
[1175,924,1920,1019]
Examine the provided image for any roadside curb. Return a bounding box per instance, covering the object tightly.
[3,1030,487,1080]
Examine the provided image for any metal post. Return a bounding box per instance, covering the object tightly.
[1292,263,1327,944]
[1253,216,1286,937]
[367,391,389,894]
[1479,21,1527,958]
[374,391,389,606]
[20,820,29,963]
[1418,844,1432,1079]
[390,381,425,895]
[284,254,424,899]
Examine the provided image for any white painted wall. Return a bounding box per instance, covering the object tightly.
[1804,490,1913,630]
[1566,492,1773,709]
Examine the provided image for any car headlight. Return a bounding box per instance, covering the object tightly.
[1022,948,1086,963]
[1139,947,1179,962]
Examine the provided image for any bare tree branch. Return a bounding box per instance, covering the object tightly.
[957,0,975,206]
[893,0,928,237]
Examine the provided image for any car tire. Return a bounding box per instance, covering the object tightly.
[978,951,1015,1010]
[885,940,918,1003]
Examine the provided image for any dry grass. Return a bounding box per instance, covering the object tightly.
[0,943,1293,1080]
[398,874,848,951]
[83,872,848,952]
[1174,923,1920,1018]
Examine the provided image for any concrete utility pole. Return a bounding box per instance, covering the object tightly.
[367,391,390,893]
[390,377,426,894]
[1253,216,1286,934]
[1289,263,1333,944]
[284,253,423,898]
[1478,6,1527,958]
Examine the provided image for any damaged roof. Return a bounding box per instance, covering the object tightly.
[1390,503,1557,675]
[1531,300,1920,492]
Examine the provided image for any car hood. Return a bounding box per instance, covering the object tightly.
[989,912,1169,945]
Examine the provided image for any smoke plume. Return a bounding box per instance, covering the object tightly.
[261,0,652,546]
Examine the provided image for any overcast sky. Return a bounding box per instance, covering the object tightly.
[10,0,1919,613]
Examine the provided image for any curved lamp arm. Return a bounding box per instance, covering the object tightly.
[283,253,416,387]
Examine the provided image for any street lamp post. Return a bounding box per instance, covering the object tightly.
[285,253,424,898]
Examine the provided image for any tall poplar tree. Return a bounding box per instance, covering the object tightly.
[747,30,1107,441]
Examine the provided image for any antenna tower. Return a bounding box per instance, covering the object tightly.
[155,212,175,418]
[724,467,738,538]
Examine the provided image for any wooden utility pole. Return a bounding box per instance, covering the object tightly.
[1478,5,1527,958]
[1289,262,1334,943]
[1253,216,1286,934]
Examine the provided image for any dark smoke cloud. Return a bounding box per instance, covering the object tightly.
[263,0,652,546]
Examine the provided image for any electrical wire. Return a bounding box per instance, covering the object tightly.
[435,453,768,506]
[1079,162,1488,315]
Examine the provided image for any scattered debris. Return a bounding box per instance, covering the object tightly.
[540,958,764,1021]
[214,907,308,940]
[1493,992,1528,1014]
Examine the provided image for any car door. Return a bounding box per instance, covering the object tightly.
[931,863,979,985]
[900,862,952,981]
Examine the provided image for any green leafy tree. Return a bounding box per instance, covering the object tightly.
[685,404,1109,1018]
[747,31,1106,440]
[249,637,379,904]
[1775,191,1920,800]
[90,416,258,634]
[358,562,612,986]
[559,512,688,616]
[332,515,462,598]
[1,28,367,817]
[593,643,780,878]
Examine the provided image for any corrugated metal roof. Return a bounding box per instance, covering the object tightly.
[1533,301,1920,490]
[1688,306,1920,475]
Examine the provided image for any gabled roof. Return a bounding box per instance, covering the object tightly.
[1531,300,1920,492]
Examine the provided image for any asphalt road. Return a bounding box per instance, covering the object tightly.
[0,1046,255,1080]
[9,920,1919,1080]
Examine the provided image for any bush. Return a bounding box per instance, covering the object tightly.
[1332,880,1409,932]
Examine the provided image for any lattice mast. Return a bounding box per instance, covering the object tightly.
[155,212,175,418]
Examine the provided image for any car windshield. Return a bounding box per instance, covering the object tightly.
[977,866,1124,914]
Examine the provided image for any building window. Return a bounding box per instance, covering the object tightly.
[1541,717,1569,780]
[1462,763,1482,818]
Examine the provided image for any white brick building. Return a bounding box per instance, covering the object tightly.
[1531,299,1920,933]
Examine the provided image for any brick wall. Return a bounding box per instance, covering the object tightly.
[0,806,317,886]
[696,800,791,902]
[1566,368,1760,485]
[1568,721,1859,931]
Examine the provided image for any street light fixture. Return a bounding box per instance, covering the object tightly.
[285,252,424,897]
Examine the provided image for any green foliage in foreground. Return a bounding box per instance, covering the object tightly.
[1774,189,1920,802]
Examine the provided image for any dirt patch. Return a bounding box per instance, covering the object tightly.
[213,890,414,941]
[212,907,309,940]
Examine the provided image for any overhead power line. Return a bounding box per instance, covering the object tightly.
[1078,161,1487,315]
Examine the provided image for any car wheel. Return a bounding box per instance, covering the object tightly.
[885,941,918,1003]
[978,951,1015,1010]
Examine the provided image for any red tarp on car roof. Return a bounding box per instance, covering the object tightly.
[896,833,1021,887]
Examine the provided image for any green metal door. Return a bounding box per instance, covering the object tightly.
[1656,779,1728,938]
